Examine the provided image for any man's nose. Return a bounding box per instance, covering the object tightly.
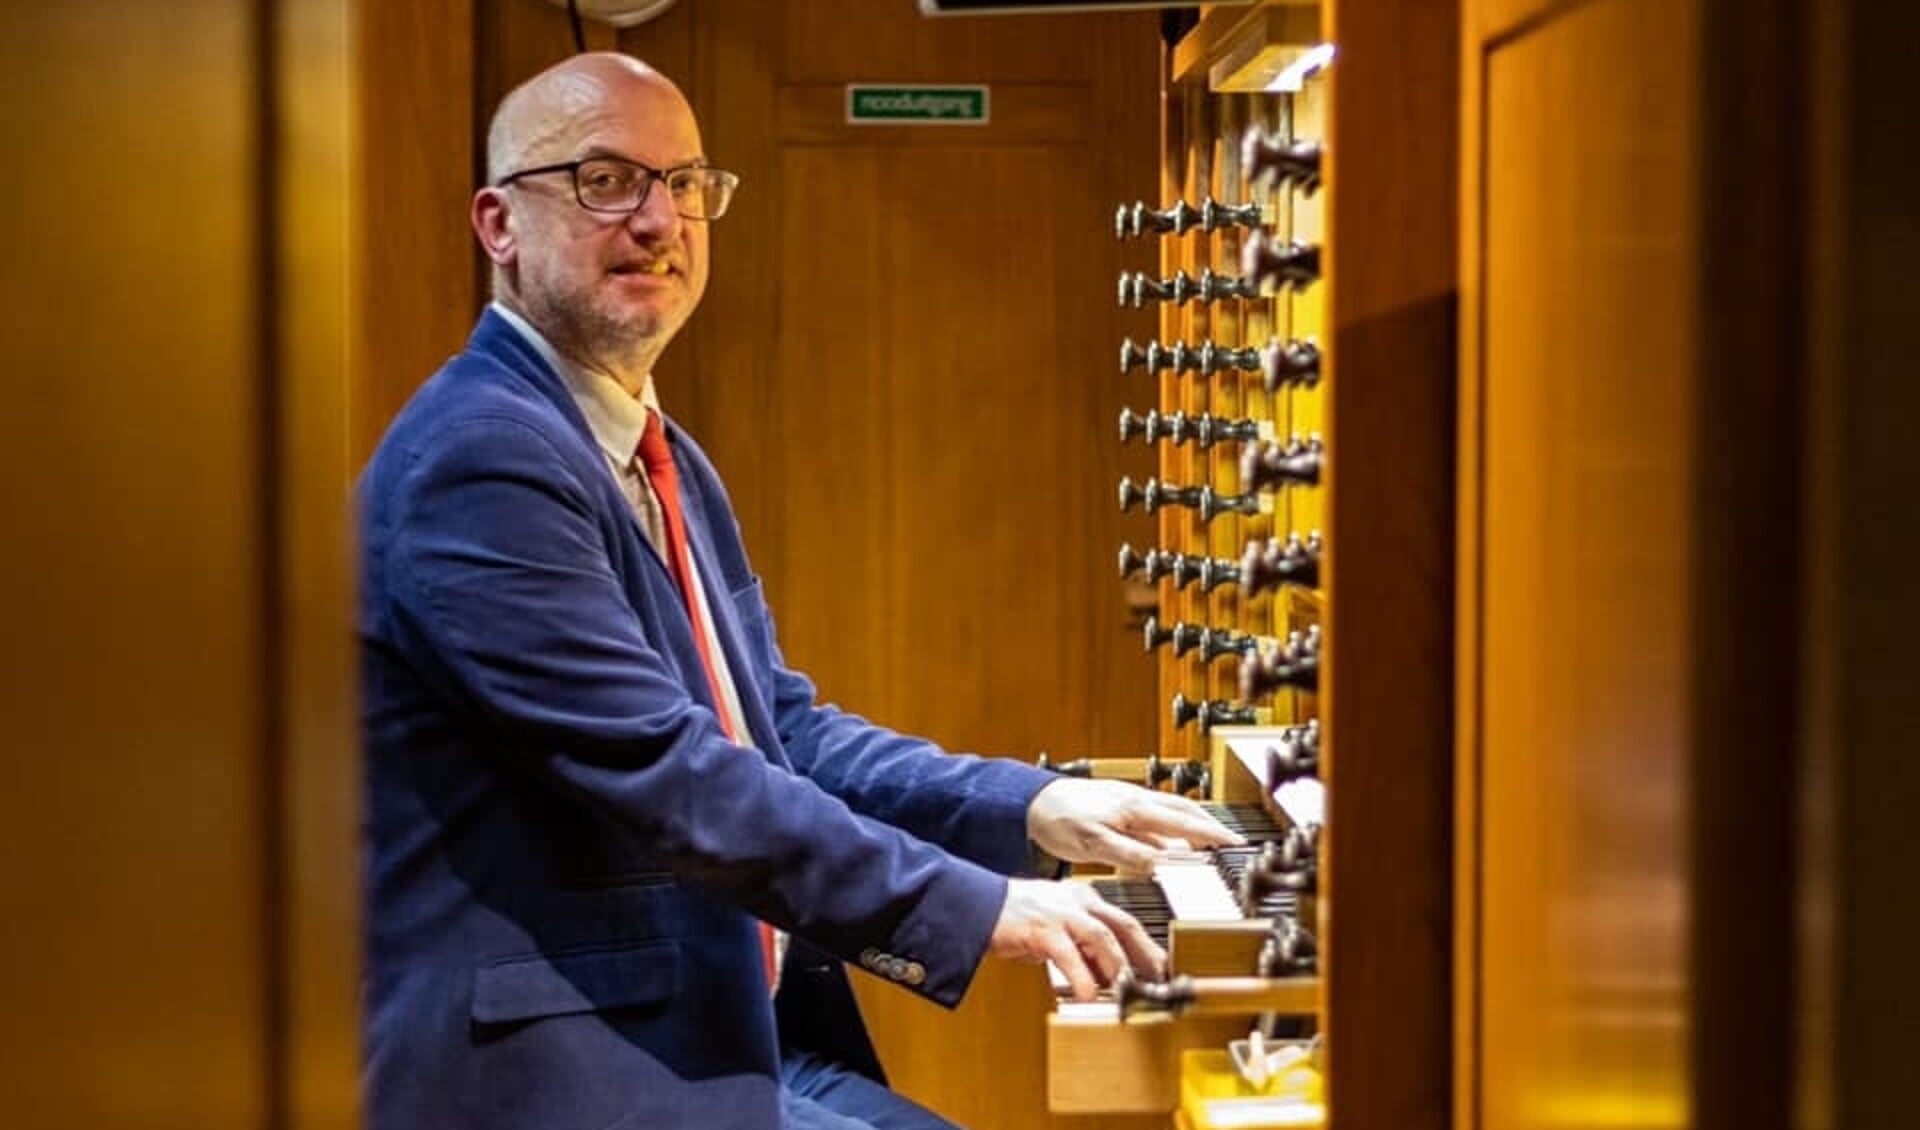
[624,179,682,237]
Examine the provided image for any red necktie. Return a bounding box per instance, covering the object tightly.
[636,411,779,989]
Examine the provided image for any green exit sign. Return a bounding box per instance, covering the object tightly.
[846,85,991,125]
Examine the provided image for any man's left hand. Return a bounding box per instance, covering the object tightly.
[1026,778,1246,875]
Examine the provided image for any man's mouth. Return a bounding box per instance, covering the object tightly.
[612,260,675,277]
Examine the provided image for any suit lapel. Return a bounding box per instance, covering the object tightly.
[469,311,782,760]
[469,310,682,595]
[669,427,785,763]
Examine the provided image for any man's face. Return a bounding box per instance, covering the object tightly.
[500,77,711,368]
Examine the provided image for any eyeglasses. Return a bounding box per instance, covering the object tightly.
[495,156,740,221]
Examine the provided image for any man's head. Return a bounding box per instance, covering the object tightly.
[474,53,725,389]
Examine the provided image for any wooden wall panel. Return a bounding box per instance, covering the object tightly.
[689,1,1160,768]
[1460,1,1920,1127]
[1800,2,1920,1126]
[1472,0,1581,45]
[784,4,1103,83]
[354,0,479,465]
[280,0,361,1125]
[0,4,269,1125]
[1143,9,1460,1127]
[771,141,1126,754]
[1688,0,1800,1124]
[685,3,1161,1125]
[0,1,358,1127]
[1466,2,1700,1127]
[1321,0,1459,1125]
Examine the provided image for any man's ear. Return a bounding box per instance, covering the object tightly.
[473,187,516,267]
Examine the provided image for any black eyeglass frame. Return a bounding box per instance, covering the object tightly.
[494,156,741,220]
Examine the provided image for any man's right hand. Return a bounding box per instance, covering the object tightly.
[988,878,1165,1001]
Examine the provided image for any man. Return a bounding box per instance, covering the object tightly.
[358,52,1239,1130]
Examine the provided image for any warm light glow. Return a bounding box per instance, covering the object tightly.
[1266,44,1336,93]
[1524,1089,1689,1129]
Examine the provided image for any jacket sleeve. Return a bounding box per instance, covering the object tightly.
[671,422,1065,880]
[374,413,1005,1006]
[759,631,1060,880]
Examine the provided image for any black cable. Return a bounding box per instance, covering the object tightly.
[567,0,587,53]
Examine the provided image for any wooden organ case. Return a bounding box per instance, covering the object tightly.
[1047,2,1457,1127]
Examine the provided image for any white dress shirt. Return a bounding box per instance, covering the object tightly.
[490,302,757,749]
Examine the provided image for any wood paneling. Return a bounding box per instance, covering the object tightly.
[1460,1,1920,1127]
[687,0,1160,762]
[1800,2,1920,1126]
[1115,5,1461,1126]
[768,138,1133,753]
[1472,0,1592,47]
[783,4,1102,83]
[1688,0,1800,1124]
[0,4,268,1124]
[1465,2,1700,1127]
[1159,79,1202,759]
[354,0,478,464]
[0,1,357,1126]
[279,0,361,1125]
[1320,0,1458,1125]
[680,2,1161,1125]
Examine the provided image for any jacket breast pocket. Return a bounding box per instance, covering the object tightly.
[471,939,681,1026]
[727,577,776,683]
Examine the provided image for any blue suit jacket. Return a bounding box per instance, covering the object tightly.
[358,310,1057,1129]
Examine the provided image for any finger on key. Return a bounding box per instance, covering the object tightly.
[1096,898,1168,981]
[1044,928,1099,1002]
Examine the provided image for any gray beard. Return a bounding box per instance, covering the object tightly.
[524,289,664,378]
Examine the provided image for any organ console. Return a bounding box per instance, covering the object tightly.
[1122,545,1252,593]
[1240,532,1323,594]
[1238,231,1323,293]
[1052,3,1452,1126]
[1260,337,1321,392]
[1118,268,1264,307]
[1258,916,1318,977]
[1143,752,1212,796]
[1169,693,1263,733]
[1116,197,1266,239]
[1174,551,1244,594]
[1046,725,1325,1115]
[1240,131,1325,195]
[1121,407,1271,454]
[1120,337,1268,378]
[1118,542,1174,582]
[1172,411,1261,448]
[1116,971,1318,1020]
[1142,614,1204,655]
[1195,627,1262,663]
[1033,752,1095,777]
[1182,552,1244,594]
[1117,476,1193,514]
[1119,476,1272,521]
[1264,721,1320,786]
[1237,628,1322,699]
[1239,435,1325,490]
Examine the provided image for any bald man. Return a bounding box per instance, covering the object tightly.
[357,53,1240,1130]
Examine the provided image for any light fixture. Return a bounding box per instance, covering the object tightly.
[1265,44,1336,93]
[542,0,678,28]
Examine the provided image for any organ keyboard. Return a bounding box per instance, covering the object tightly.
[1045,728,1324,1115]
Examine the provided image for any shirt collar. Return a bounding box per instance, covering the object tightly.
[491,300,659,465]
